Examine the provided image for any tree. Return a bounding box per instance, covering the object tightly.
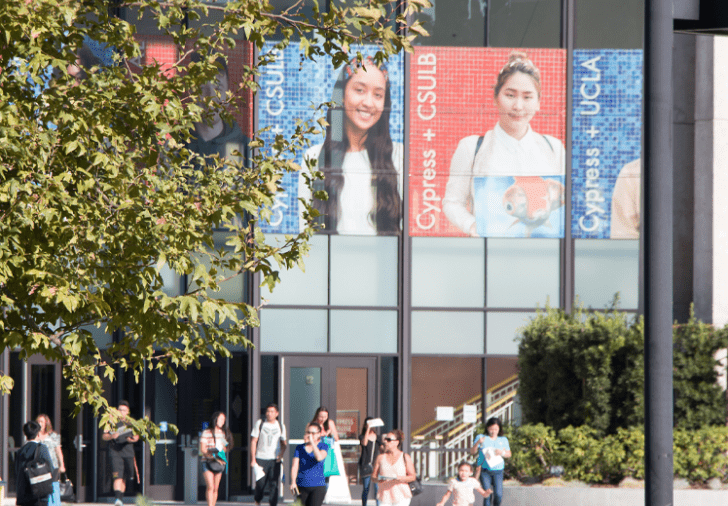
[0,0,429,441]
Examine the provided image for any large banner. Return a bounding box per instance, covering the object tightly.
[258,44,405,235]
[409,47,567,238]
[571,50,642,239]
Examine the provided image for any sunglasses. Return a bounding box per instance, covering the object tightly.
[383,437,398,442]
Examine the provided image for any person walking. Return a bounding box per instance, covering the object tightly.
[358,417,381,506]
[36,414,65,506]
[199,412,233,506]
[251,403,287,506]
[372,430,416,506]
[436,462,491,506]
[16,421,55,506]
[102,401,139,506]
[289,422,329,506]
[470,417,511,506]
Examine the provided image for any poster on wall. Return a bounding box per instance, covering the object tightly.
[131,36,254,164]
[258,43,405,235]
[409,47,567,238]
[571,49,642,239]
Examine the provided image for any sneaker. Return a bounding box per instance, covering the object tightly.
[115,499,123,506]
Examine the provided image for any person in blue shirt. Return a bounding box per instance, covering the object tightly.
[290,422,329,506]
[470,417,511,506]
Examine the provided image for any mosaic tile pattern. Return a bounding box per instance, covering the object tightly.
[131,36,254,137]
[258,43,405,234]
[571,50,643,239]
[408,47,567,237]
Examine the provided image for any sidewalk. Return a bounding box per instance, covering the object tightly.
[4,483,728,506]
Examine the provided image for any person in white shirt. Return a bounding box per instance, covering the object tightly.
[442,51,565,237]
[251,403,287,506]
[300,55,403,235]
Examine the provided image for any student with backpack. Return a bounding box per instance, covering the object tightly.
[16,421,55,506]
[251,403,287,506]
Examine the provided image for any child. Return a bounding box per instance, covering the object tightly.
[436,462,492,506]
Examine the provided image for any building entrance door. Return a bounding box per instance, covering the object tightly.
[4,354,63,497]
[282,356,375,498]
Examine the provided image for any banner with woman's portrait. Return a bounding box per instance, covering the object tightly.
[130,36,254,163]
[571,49,643,239]
[258,43,405,236]
[409,47,567,238]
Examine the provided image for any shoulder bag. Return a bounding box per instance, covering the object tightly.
[360,440,375,478]
[59,472,75,501]
[25,443,54,499]
[402,453,422,496]
[206,432,227,473]
[322,437,340,477]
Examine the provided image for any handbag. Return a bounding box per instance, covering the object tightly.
[322,437,340,477]
[409,476,423,496]
[25,443,54,499]
[360,440,375,478]
[206,432,227,473]
[59,473,75,501]
[207,459,226,473]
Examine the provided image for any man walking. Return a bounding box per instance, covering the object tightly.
[16,421,55,506]
[251,403,287,506]
[102,401,139,506]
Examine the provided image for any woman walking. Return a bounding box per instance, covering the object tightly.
[199,412,233,506]
[372,430,416,506]
[37,414,65,506]
[290,422,329,506]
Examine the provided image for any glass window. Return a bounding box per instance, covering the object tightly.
[330,310,398,353]
[486,357,520,424]
[159,263,183,297]
[380,357,398,432]
[486,312,535,355]
[260,309,327,352]
[330,236,398,307]
[412,238,485,308]
[410,357,483,444]
[486,239,560,308]
[414,0,487,47]
[575,0,644,49]
[412,311,484,354]
[261,234,328,305]
[574,239,639,309]
[488,0,562,48]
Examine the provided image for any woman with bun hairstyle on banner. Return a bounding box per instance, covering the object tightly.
[300,55,404,235]
[442,51,565,238]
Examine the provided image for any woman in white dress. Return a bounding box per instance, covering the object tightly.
[300,55,403,235]
[442,51,565,237]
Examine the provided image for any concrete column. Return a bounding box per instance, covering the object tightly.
[694,36,728,327]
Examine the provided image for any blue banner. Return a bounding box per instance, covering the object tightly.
[258,43,405,235]
[571,50,642,239]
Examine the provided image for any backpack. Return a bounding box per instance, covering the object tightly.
[25,443,54,499]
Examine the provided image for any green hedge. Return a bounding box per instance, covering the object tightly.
[517,305,728,433]
[501,424,728,485]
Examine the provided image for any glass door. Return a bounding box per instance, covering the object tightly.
[5,354,62,497]
[282,357,376,498]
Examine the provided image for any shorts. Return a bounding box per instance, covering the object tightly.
[110,452,135,481]
[202,460,224,474]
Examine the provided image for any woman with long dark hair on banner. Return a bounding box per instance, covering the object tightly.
[442,51,565,238]
[300,55,403,235]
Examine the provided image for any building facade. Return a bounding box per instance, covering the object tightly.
[2,0,728,502]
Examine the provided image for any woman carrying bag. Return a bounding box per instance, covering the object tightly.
[359,417,382,506]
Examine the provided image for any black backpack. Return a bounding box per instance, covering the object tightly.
[25,443,54,499]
